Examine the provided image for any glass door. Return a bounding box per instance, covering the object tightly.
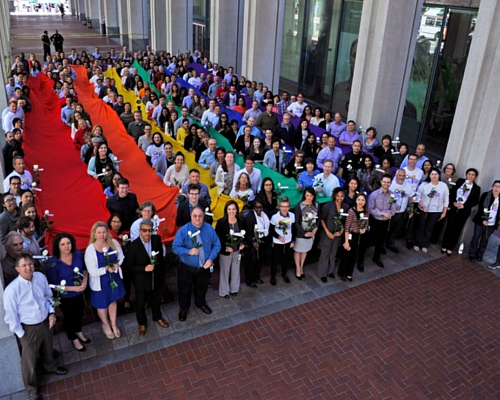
[400,6,477,158]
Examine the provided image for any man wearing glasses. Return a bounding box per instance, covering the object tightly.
[177,184,212,227]
[0,193,21,245]
[125,219,169,336]
[172,206,221,321]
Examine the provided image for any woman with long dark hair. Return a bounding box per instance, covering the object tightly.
[46,233,90,351]
[245,199,270,288]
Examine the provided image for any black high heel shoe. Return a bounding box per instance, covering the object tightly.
[295,275,302,280]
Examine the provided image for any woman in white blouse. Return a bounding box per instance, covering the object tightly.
[163,152,189,188]
[215,152,240,196]
[244,199,270,287]
[414,168,449,253]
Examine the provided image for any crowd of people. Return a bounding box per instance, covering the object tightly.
[2,42,500,399]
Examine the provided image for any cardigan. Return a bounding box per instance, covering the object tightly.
[84,240,124,291]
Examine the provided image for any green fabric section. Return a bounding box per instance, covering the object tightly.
[132,60,158,94]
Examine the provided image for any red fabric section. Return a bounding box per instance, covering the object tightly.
[24,73,110,250]
[71,65,179,241]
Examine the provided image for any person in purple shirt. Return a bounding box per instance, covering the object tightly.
[339,120,362,146]
[327,113,347,139]
[316,135,343,173]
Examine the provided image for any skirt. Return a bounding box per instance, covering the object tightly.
[294,237,313,252]
[90,272,125,309]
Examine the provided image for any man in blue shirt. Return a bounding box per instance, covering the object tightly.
[198,138,217,169]
[173,207,221,321]
[400,143,429,169]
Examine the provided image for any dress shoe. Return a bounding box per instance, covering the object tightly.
[406,241,413,250]
[347,276,353,282]
[295,275,302,281]
[256,279,264,285]
[339,276,346,281]
[320,277,327,283]
[124,301,131,313]
[441,248,447,254]
[357,262,364,272]
[328,273,335,278]
[282,274,290,283]
[477,256,483,262]
[30,393,42,400]
[223,294,230,299]
[469,256,476,262]
[199,304,212,314]
[138,325,147,336]
[386,245,399,254]
[301,274,305,279]
[179,310,188,321]
[380,247,386,255]
[270,277,276,286]
[446,251,452,256]
[46,367,68,376]
[373,258,385,268]
[230,292,238,297]
[156,319,169,328]
[249,282,258,289]
[76,333,91,344]
[71,339,86,352]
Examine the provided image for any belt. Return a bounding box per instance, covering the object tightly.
[22,316,48,327]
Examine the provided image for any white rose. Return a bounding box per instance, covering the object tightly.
[484,208,489,213]
[360,213,364,218]
[188,231,192,236]
[240,230,246,236]
[60,280,66,286]
[121,234,129,241]
[151,251,159,257]
[31,182,37,187]
[153,215,159,220]
[102,247,108,253]
[340,209,344,213]
[102,168,106,173]
[45,210,50,216]
[42,249,49,256]
[465,180,470,184]
[254,224,258,229]
[229,229,234,235]
[73,267,79,273]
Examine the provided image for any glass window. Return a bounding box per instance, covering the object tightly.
[331,0,364,117]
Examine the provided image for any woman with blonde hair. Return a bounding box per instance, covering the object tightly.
[85,221,125,340]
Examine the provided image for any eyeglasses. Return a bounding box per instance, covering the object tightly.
[192,215,203,219]
[188,192,200,196]
[4,198,16,204]
[111,220,121,224]
[140,228,153,232]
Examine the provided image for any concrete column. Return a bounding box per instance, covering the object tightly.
[166,0,193,54]
[444,0,500,189]
[126,0,149,51]
[210,0,245,73]
[117,0,129,46]
[241,0,285,93]
[98,0,105,33]
[88,0,100,30]
[347,0,424,137]
[104,0,119,36]
[150,0,167,52]
[79,0,86,21]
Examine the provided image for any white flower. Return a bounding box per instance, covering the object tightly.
[391,194,395,198]
[60,280,66,286]
[42,249,49,256]
[484,208,489,213]
[153,214,159,220]
[229,229,234,235]
[73,267,79,273]
[114,156,118,161]
[102,247,108,253]
[45,210,50,216]
[254,224,258,230]
[395,136,399,141]
[360,213,364,218]
[448,178,452,182]
[283,146,287,151]
[188,231,192,237]
[151,250,159,257]
[179,189,183,194]
[205,207,210,213]
[375,164,380,169]
[340,209,344,213]
[436,160,441,165]
[121,234,129,241]
[31,182,37,187]
[240,230,246,236]
[278,182,281,188]
[33,164,39,171]
[465,180,470,184]
[102,168,106,173]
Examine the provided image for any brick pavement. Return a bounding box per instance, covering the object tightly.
[40,256,500,399]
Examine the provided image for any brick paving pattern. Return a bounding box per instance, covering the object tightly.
[41,256,500,399]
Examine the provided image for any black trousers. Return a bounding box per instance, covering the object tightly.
[415,212,441,248]
[469,224,495,258]
[387,212,407,246]
[135,287,163,326]
[442,209,470,250]
[370,217,389,260]
[338,233,367,277]
[177,263,210,311]
[245,238,270,284]
[59,294,85,341]
[271,241,293,278]
[43,45,51,60]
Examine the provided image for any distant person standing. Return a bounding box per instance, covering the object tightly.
[41,30,51,60]
[50,30,64,53]
[59,3,65,18]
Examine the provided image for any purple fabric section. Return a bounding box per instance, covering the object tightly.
[188,63,211,77]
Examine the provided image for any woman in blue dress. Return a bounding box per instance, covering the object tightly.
[85,221,125,340]
[46,233,90,352]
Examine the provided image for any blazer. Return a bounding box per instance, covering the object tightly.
[472,190,500,228]
[124,235,165,291]
[448,178,481,216]
[215,217,245,256]
[318,201,350,247]
[176,199,211,227]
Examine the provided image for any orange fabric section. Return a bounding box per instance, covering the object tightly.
[72,65,179,241]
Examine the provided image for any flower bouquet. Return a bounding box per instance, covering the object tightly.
[277,219,291,253]
[301,211,318,232]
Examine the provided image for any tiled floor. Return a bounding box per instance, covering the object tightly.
[39,254,500,399]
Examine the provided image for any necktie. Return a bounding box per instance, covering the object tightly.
[197,233,205,267]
